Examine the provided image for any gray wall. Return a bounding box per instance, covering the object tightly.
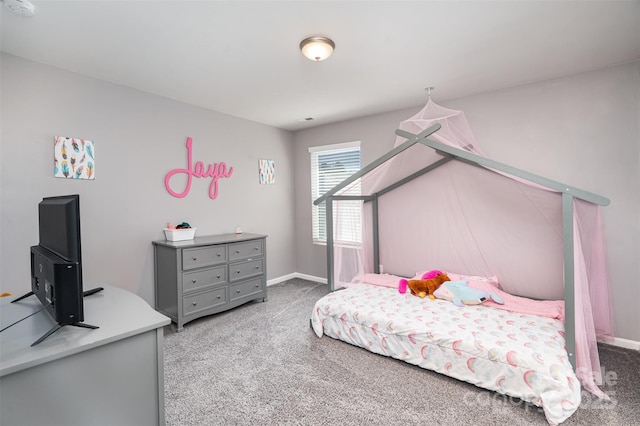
[293,62,640,342]
[1,54,297,305]
[2,53,637,342]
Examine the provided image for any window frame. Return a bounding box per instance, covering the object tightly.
[309,141,362,246]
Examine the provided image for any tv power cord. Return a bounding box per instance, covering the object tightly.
[0,301,51,333]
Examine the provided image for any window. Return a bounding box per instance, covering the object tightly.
[309,141,361,245]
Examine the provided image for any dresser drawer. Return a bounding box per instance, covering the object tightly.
[183,287,227,316]
[228,239,263,262]
[182,245,227,270]
[230,277,263,302]
[182,265,226,293]
[229,258,263,282]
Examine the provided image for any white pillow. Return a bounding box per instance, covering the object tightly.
[412,270,500,288]
[446,272,500,288]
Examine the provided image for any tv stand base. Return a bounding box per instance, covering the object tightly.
[12,288,104,346]
[10,291,34,304]
[32,321,99,347]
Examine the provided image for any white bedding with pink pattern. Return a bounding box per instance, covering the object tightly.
[311,284,580,425]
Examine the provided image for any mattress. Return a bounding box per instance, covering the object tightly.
[311,283,580,425]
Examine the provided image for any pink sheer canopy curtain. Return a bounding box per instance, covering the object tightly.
[331,99,613,397]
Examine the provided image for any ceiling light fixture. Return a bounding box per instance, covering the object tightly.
[299,37,335,62]
[3,0,36,16]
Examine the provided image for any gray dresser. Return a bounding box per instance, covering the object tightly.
[153,233,267,331]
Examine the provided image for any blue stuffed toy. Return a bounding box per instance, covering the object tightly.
[433,280,504,307]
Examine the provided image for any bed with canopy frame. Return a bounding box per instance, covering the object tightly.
[310,100,613,425]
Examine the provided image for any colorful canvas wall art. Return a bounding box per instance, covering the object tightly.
[54,136,95,180]
[259,159,275,184]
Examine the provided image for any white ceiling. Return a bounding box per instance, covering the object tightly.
[1,1,639,131]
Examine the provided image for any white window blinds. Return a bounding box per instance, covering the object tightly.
[309,142,361,245]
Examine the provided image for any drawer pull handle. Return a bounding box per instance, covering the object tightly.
[254,247,259,250]
[255,284,259,288]
[217,253,221,257]
[236,270,241,274]
[217,295,221,299]
[192,257,197,261]
[192,302,197,306]
[192,279,197,283]
[255,266,260,269]
[217,275,221,279]
[235,250,240,254]
[236,289,241,293]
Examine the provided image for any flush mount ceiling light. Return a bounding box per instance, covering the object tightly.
[3,0,36,16]
[299,36,335,62]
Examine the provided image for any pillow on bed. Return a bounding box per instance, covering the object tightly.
[446,272,501,288]
[352,273,403,288]
[467,279,565,321]
[413,271,500,288]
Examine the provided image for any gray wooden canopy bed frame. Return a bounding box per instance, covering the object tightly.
[313,123,611,370]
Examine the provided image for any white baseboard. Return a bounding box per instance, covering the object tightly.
[291,273,327,284]
[267,273,327,286]
[604,337,640,351]
[266,273,296,286]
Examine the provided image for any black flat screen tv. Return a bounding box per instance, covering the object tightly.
[13,194,98,346]
[31,194,84,325]
[31,194,84,326]
[38,194,83,265]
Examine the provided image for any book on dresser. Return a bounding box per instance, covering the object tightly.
[152,233,267,331]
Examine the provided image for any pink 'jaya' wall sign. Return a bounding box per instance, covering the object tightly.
[165,137,234,199]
